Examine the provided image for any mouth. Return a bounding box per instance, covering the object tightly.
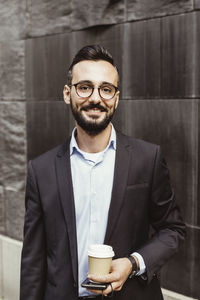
[81,104,107,113]
[83,109,104,119]
[85,108,102,113]
[80,105,107,120]
[81,105,107,117]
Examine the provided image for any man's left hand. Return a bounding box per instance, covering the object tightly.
[87,257,132,296]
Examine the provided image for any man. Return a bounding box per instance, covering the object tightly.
[20,45,185,300]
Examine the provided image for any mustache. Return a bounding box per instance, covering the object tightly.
[81,103,107,112]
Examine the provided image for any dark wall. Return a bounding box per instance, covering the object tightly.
[0,1,199,298]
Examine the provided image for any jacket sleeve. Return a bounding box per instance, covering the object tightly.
[137,146,186,284]
[20,160,47,300]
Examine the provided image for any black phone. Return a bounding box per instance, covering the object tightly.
[81,278,108,290]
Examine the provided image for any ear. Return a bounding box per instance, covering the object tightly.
[63,85,71,104]
[114,91,120,109]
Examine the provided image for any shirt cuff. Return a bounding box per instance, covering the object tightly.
[131,252,146,275]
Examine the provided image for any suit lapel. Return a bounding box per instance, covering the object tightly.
[55,140,78,285]
[104,132,131,244]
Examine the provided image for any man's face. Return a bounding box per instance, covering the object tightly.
[64,60,119,135]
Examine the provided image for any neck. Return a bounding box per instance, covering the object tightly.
[75,124,112,153]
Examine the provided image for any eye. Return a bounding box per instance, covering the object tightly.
[101,86,113,94]
[78,84,91,91]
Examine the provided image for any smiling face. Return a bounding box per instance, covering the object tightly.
[63,60,119,136]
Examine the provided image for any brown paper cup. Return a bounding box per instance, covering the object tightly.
[88,244,115,276]
[88,256,112,276]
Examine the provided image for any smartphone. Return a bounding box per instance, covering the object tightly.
[81,278,108,290]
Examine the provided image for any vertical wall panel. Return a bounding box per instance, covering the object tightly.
[27,101,71,160]
[0,186,5,234]
[198,101,200,226]
[0,102,26,238]
[161,226,200,299]
[122,19,161,99]
[113,99,198,226]
[0,40,25,101]
[195,13,200,98]
[26,33,72,101]
[161,12,199,98]
[0,102,26,193]
[5,189,24,240]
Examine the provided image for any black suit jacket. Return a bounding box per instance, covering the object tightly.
[20,132,185,300]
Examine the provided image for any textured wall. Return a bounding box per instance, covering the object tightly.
[0,0,27,240]
[24,0,194,36]
[0,0,199,298]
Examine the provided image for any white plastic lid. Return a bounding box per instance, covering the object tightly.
[88,244,115,258]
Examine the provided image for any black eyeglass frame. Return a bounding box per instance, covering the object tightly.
[70,82,119,100]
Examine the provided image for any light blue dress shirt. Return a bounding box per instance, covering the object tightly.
[70,126,145,296]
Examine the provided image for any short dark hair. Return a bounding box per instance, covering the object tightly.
[67,45,118,85]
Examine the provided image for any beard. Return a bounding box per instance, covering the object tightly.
[70,101,116,136]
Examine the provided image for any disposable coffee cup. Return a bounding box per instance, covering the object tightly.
[88,244,115,276]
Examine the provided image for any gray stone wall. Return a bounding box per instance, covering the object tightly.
[0,0,199,298]
[0,0,27,241]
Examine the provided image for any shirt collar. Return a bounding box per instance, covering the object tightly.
[70,124,116,156]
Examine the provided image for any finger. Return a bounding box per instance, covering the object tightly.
[86,288,102,295]
[102,282,115,296]
[106,281,124,294]
[114,284,123,291]
[88,273,111,283]
[88,272,119,283]
[87,282,115,296]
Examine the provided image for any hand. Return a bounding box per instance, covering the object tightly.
[87,257,133,296]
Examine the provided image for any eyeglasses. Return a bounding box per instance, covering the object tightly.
[70,81,119,100]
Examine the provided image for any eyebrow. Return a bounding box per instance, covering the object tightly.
[76,80,115,86]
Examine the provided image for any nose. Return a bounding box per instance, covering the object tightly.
[88,87,101,103]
